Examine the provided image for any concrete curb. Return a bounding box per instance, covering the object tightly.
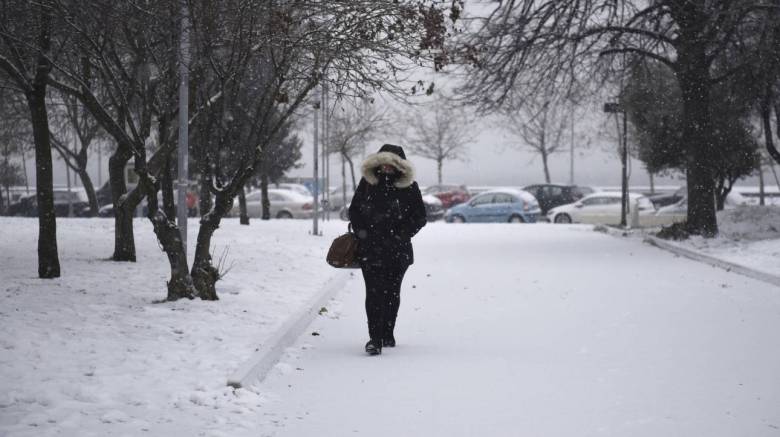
[643,235,780,288]
[227,270,353,389]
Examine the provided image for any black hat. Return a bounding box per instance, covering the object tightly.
[378,144,407,160]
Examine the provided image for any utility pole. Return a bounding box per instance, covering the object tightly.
[312,87,321,236]
[321,83,327,221]
[322,82,331,221]
[97,143,102,188]
[324,82,331,221]
[621,108,628,227]
[66,131,73,217]
[604,101,628,227]
[569,105,575,185]
[177,0,190,253]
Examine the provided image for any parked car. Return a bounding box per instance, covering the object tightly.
[655,192,748,222]
[649,186,686,208]
[522,184,596,215]
[274,183,313,197]
[324,187,356,212]
[422,194,445,222]
[97,203,115,217]
[422,184,471,209]
[339,193,445,222]
[444,189,541,223]
[234,188,316,219]
[547,192,656,225]
[6,194,36,216]
[95,181,117,207]
[9,188,93,217]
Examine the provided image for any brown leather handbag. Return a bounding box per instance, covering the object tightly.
[326,224,360,268]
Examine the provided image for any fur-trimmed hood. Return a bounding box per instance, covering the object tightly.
[361,149,415,189]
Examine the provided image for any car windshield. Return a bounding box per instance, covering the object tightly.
[53,190,88,202]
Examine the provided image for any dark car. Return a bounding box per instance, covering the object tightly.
[6,195,36,216]
[95,181,115,207]
[521,184,596,215]
[9,189,92,217]
[422,184,471,209]
[649,186,686,208]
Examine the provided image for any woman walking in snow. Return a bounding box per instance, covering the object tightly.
[348,144,427,355]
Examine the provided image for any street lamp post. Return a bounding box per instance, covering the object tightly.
[312,87,321,236]
[604,102,628,228]
[177,0,190,252]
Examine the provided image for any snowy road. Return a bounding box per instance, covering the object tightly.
[254,224,780,437]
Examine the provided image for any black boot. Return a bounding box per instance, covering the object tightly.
[365,339,382,356]
[382,335,396,348]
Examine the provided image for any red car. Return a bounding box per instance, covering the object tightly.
[422,184,471,209]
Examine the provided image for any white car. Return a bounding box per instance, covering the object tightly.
[235,188,316,219]
[273,183,313,197]
[325,187,356,212]
[548,192,656,225]
[655,192,749,224]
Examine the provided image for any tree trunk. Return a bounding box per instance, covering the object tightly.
[541,149,551,184]
[346,155,357,191]
[74,142,99,216]
[758,158,766,206]
[677,41,717,237]
[761,89,780,166]
[715,177,727,211]
[142,178,195,301]
[341,153,348,210]
[261,173,270,220]
[76,168,99,216]
[191,190,234,301]
[648,171,655,195]
[26,79,60,278]
[109,147,136,261]
[238,186,249,225]
[161,155,176,220]
[199,170,212,217]
[21,150,29,195]
[770,161,780,194]
[437,159,443,185]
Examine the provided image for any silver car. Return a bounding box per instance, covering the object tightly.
[235,188,316,219]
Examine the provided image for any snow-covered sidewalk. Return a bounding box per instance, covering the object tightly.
[251,224,780,437]
[0,217,348,437]
[654,206,780,278]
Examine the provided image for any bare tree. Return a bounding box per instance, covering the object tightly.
[49,95,103,216]
[2,0,458,300]
[405,99,473,184]
[504,95,572,184]
[458,0,778,237]
[0,139,25,213]
[0,89,31,211]
[182,0,459,300]
[0,0,62,277]
[328,101,387,193]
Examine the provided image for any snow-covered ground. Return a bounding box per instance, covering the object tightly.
[3,218,780,436]
[671,206,780,276]
[0,217,348,436]
[251,223,780,436]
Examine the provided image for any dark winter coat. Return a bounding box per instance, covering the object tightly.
[348,144,427,266]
